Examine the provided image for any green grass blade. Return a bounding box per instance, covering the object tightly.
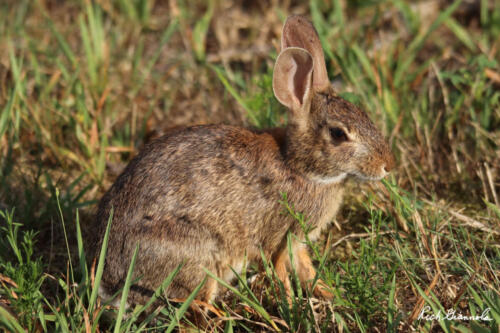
[228,265,260,305]
[96,131,108,182]
[0,89,14,139]
[44,14,77,67]
[444,17,477,51]
[484,200,500,219]
[0,305,25,333]
[117,0,138,21]
[192,0,214,61]
[165,278,206,333]
[55,188,75,283]
[79,14,96,86]
[387,273,397,332]
[89,208,113,312]
[394,0,461,85]
[114,243,139,333]
[131,264,183,332]
[75,209,88,285]
[43,298,70,333]
[37,305,47,332]
[203,268,280,331]
[8,44,25,102]
[132,17,179,96]
[210,65,256,124]
[352,44,376,84]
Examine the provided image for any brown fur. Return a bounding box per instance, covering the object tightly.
[92,16,394,307]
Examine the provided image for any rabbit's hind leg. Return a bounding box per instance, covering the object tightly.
[198,275,218,302]
[183,274,221,330]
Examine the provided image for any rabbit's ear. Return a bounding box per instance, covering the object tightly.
[273,47,313,114]
[281,15,329,92]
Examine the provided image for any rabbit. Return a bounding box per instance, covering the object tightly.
[94,15,395,307]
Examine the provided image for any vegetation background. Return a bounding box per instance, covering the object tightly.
[0,0,499,331]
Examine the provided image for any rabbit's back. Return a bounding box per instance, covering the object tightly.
[99,125,291,243]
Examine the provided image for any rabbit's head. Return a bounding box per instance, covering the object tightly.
[273,16,395,183]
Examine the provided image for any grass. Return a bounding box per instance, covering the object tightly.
[0,0,499,331]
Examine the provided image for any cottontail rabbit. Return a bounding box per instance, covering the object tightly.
[95,15,395,306]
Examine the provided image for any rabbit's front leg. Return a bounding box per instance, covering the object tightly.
[273,247,292,299]
[295,244,334,300]
[273,242,333,301]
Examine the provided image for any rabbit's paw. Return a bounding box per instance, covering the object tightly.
[313,279,334,301]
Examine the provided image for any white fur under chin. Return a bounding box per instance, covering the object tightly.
[311,170,387,184]
[311,173,347,184]
[350,170,386,181]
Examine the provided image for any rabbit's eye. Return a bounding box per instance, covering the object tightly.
[330,127,348,142]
